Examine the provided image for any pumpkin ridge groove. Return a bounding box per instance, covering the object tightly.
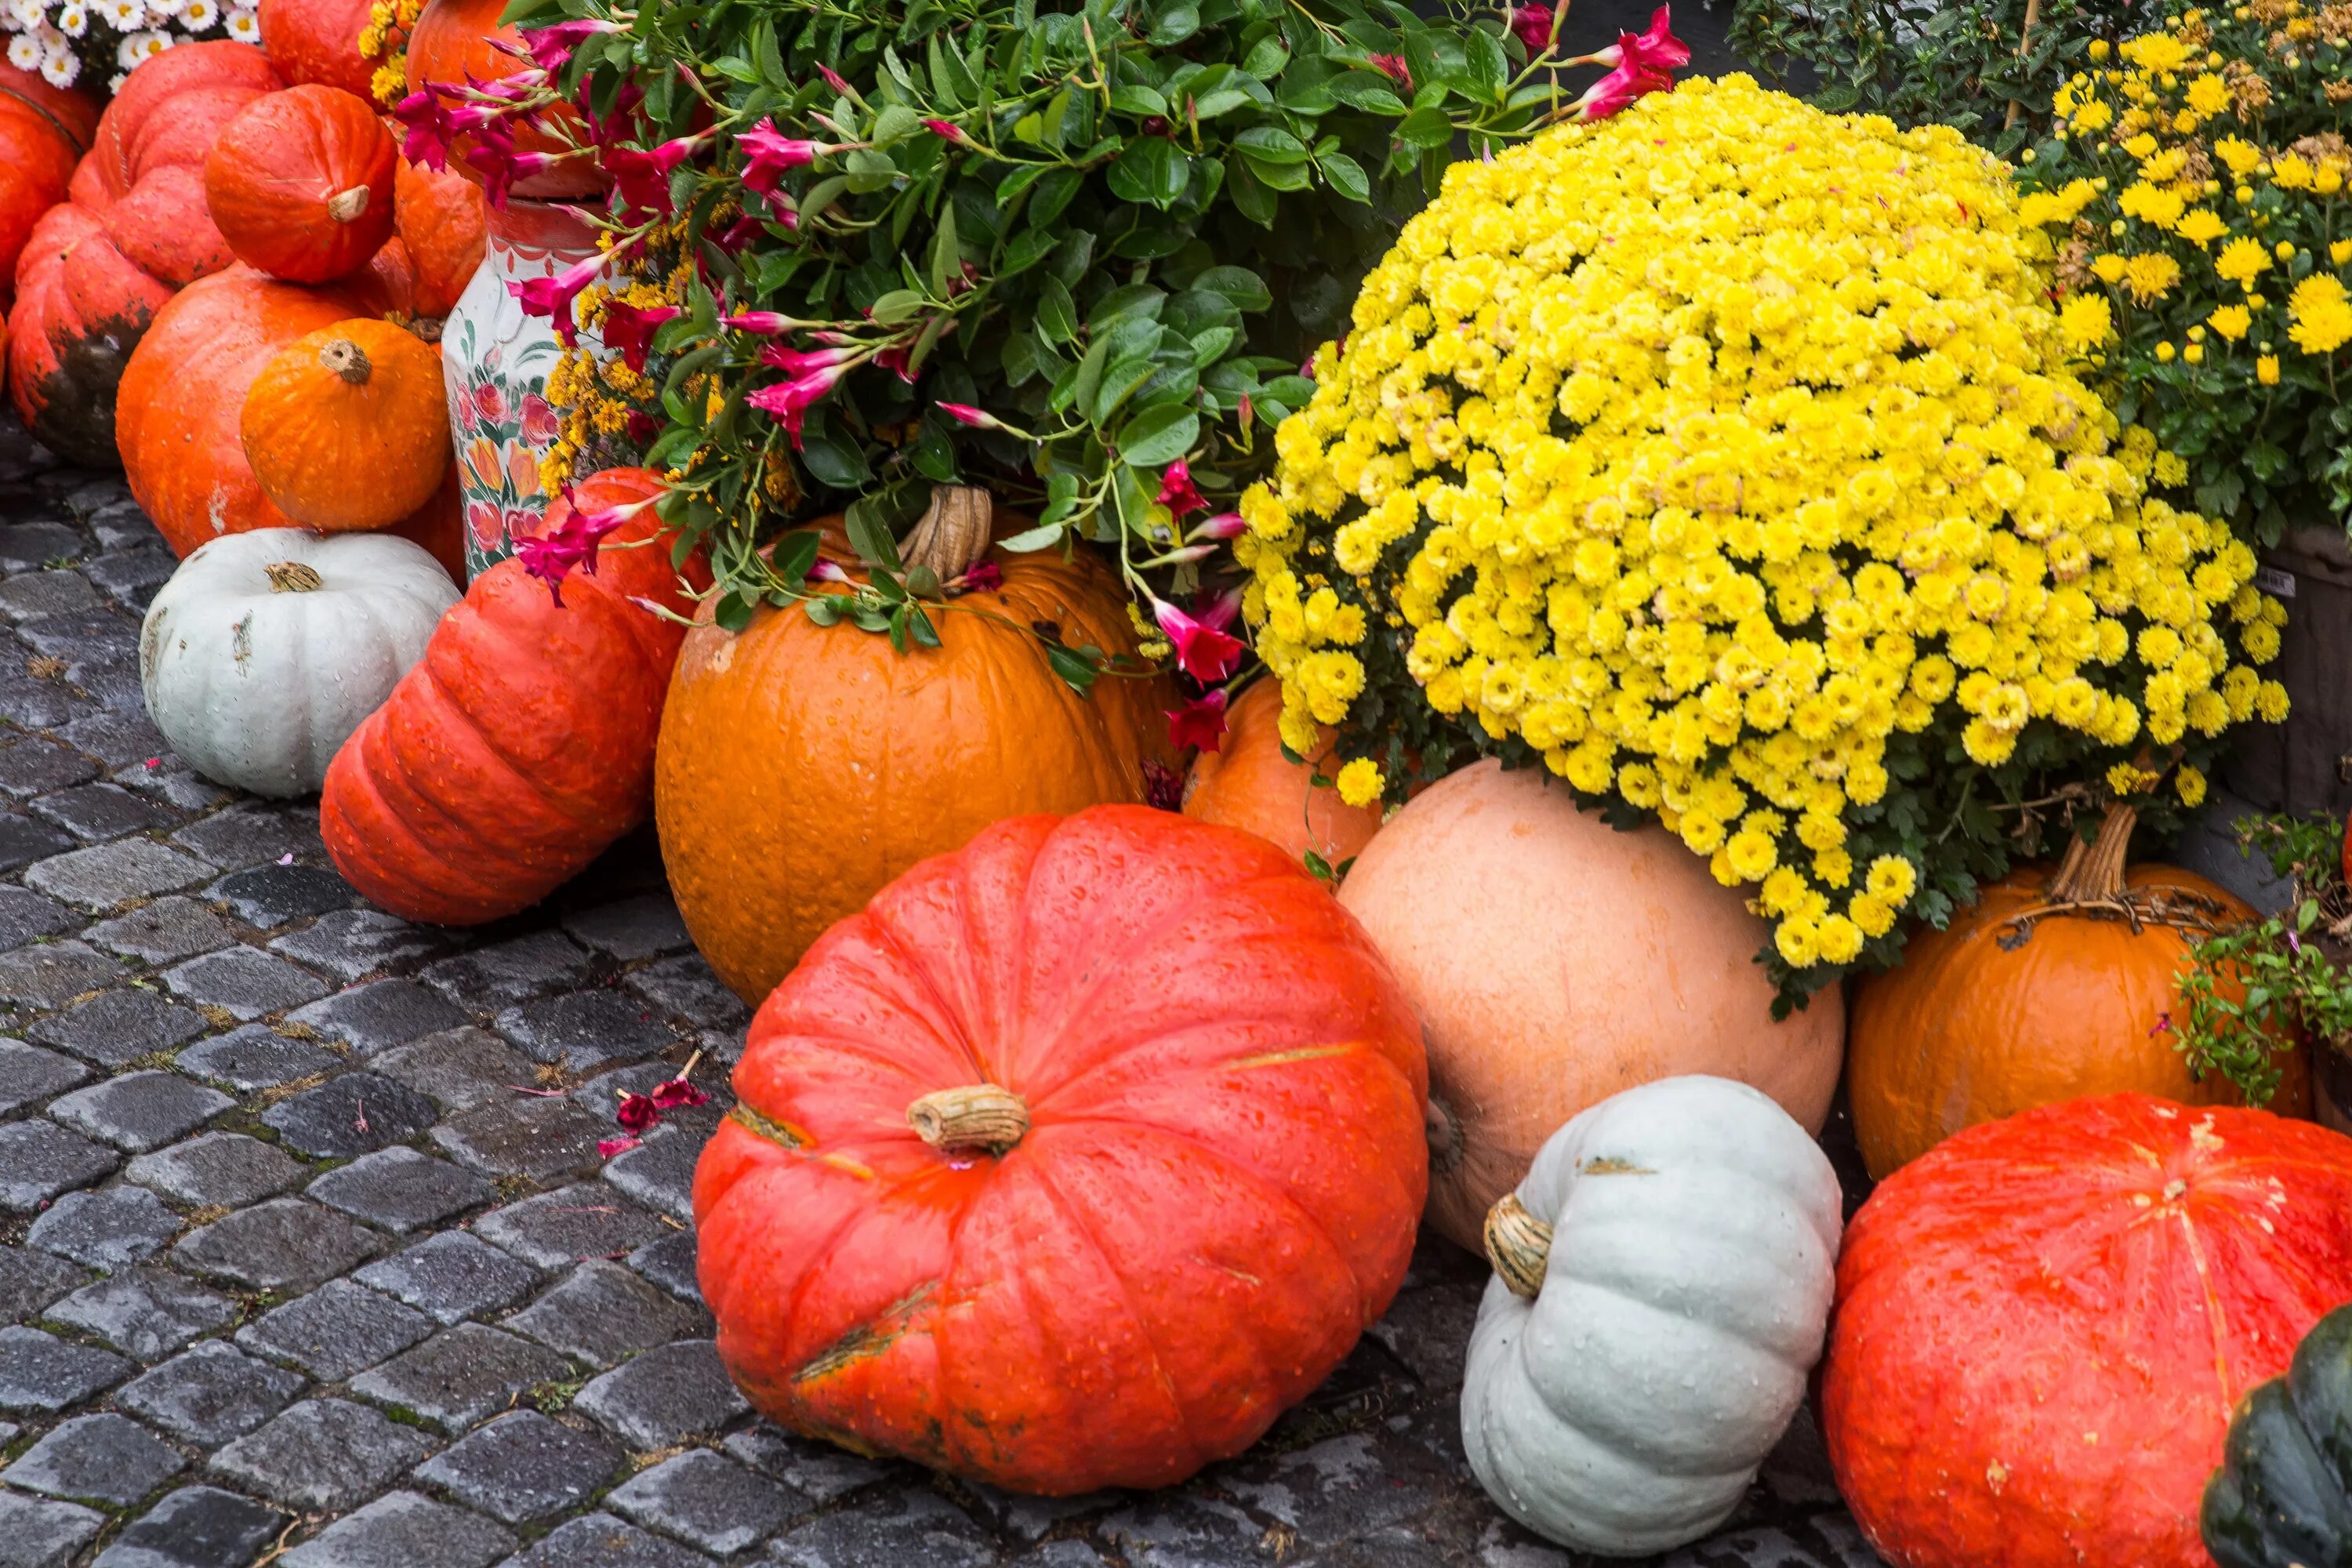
[727,1103,809,1149]
[1226,1043,1362,1070]
[790,1279,940,1385]
[859,902,1000,1087]
[2176,1203,2248,1424]
[415,648,616,837]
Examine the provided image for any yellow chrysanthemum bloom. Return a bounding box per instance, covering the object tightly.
[2288,274,2352,354]
[2216,236,2272,287]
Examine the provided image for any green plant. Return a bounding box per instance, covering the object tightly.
[2175,810,2350,1103]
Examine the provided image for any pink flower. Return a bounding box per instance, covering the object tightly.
[1166,688,1230,753]
[746,359,850,447]
[517,16,620,73]
[602,300,681,372]
[938,402,1001,430]
[391,89,453,169]
[471,383,509,426]
[1237,392,1254,429]
[1581,6,1690,72]
[509,251,608,347]
[520,393,559,445]
[1141,758,1185,810]
[1188,511,1245,541]
[721,310,804,336]
[923,118,966,142]
[1369,53,1411,88]
[1510,2,1555,53]
[615,1091,662,1133]
[713,214,768,253]
[597,1135,641,1159]
[1569,60,1674,122]
[606,134,701,217]
[757,343,855,376]
[626,409,660,446]
[650,1077,707,1110]
[808,559,854,586]
[1156,458,1207,517]
[957,560,1004,594]
[739,119,826,196]
[816,64,853,96]
[1152,591,1246,684]
[517,485,659,604]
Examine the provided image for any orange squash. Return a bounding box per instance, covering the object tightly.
[392,154,484,317]
[0,64,98,313]
[1181,678,1384,869]
[257,0,380,97]
[206,85,397,284]
[1335,758,1846,1251]
[241,318,448,531]
[1846,803,2307,1178]
[655,487,1177,1004]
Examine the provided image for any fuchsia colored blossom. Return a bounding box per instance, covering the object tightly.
[923,117,967,142]
[1569,60,1674,121]
[650,1076,707,1111]
[391,89,454,169]
[958,560,1004,593]
[1189,511,1245,541]
[509,250,608,347]
[938,402,1002,430]
[1141,759,1185,810]
[606,134,702,216]
[1368,53,1410,88]
[1166,688,1231,753]
[516,486,656,604]
[516,16,620,72]
[808,559,855,586]
[1580,6,1690,72]
[615,1092,662,1133]
[757,343,855,376]
[816,63,854,96]
[1152,590,1246,684]
[625,409,659,445]
[601,300,679,373]
[746,359,850,447]
[597,1135,641,1158]
[712,214,770,254]
[1509,2,1555,53]
[738,120,827,196]
[1156,458,1207,517]
[462,118,569,209]
[720,310,804,335]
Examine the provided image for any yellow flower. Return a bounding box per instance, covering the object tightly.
[2059,294,2113,350]
[2090,253,2129,285]
[2209,303,2252,339]
[2175,209,2229,246]
[2176,765,2209,807]
[2122,252,2183,302]
[2216,235,2271,285]
[2288,274,2352,354]
[2259,354,2282,383]
[1334,757,1384,807]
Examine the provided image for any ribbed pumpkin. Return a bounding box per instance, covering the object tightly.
[1181,677,1385,869]
[1847,804,2307,1179]
[404,0,605,198]
[392,154,484,318]
[655,486,1176,1004]
[4,201,169,466]
[1823,1093,2352,1568]
[321,468,709,924]
[0,64,98,312]
[205,85,397,284]
[1335,759,1846,1253]
[241,318,448,531]
[257,0,379,97]
[693,806,1430,1494]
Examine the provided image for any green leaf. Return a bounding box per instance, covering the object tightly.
[1192,266,1272,311]
[845,498,903,568]
[1002,330,1044,387]
[1327,72,1406,113]
[1045,642,1101,694]
[1031,168,1084,231]
[1225,157,1276,224]
[1120,405,1200,465]
[1319,150,1370,202]
[1088,356,1160,424]
[1398,104,1453,147]
[1233,125,1310,162]
[1465,25,1507,99]
[998,521,1068,550]
[869,289,927,325]
[927,204,960,297]
[1091,284,1167,327]
[1069,332,1115,417]
[804,594,846,626]
[1109,136,1191,208]
[1189,325,1236,365]
[1242,33,1288,77]
[714,591,756,633]
[1150,2,1200,43]
[769,530,823,586]
[1192,87,1252,119]
[1036,275,1079,344]
[1112,85,1171,117]
[798,423,873,489]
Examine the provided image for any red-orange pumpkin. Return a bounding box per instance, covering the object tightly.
[1181,677,1385,869]
[321,469,710,924]
[207,85,397,284]
[392,154,484,317]
[258,0,380,97]
[694,805,1431,1494]
[5,198,171,466]
[0,64,98,314]
[1822,1093,2352,1568]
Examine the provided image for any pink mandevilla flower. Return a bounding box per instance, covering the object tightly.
[816,63,853,96]
[739,119,826,196]
[958,560,1004,593]
[938,402,1001,430]
[606,134,701,217]
[1189,511,1245,541]
[597,1135,641,1158]
[1166,688,1231,753]
[1152,591,1245,684]
[757,343,855,376]
[601,301,680,373]
[650,1077,707,1111]
[1570,60,1674,122]
[1156,457,1207,517]
[614,1091,662,1134]
[1368,53,1410,88]
[391,89,453,169]
[923,117,967,142]
[508,250,608,347]
[519,16,619,73]
[1509,2,1554,53]
[720,310,800,336]
[745,360,850,448]
[1579,5,1690,72]
[516,487,655,604]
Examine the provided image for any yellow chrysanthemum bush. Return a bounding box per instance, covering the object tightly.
[1239,75,2288,1004]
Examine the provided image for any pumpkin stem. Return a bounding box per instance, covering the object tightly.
[264,561,324,593]
[318,339,372,386]
[899,485,994,580]
[1483,1192,1553,1300]
[906,1083,1029,1155]
[326,186,372,223]
[2046,801,2136,905]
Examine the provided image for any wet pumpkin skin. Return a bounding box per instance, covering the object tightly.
[1181,678,1385,869]
[691,807,1430,1494]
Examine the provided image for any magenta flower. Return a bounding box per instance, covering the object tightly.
[938,402,1002,430]
[1166,688,1231,753]
[597,1135,641,1158]
[1579,5,1691,72]
[1569,60,1674,121]
[650,1077,708,1111]
[615,1091,662,1134]
[1152,592,1246,684]
[721,310,804,336]
[517,485,656,604]
[712,213,772,253]
[601,300,681,373]
[958,560,1004,594]
[391,88,453,169]
[1156,458,1207,517]
[757,343,855,376]
[746,359,850,447]
[816,63,854,96]
[923,117,967,142]
[606,134,701,217]
[1369,53,1411,88]
[1188,511,1245,541]
[509,250,608,347]
[462,118,567,209]
[1510,2,1555,52]
[518,16,620,72]
[1141,758,1185,811]
[808,559,855,586]
[625,409,659,445]
[739,119,826,196]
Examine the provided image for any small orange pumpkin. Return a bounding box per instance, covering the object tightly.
[1181,678,1384,869]
[205,84,396,284]
[240,318,449,531]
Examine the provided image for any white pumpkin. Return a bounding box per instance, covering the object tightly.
[1461,1075,1843,1558]
[140,529,458,798]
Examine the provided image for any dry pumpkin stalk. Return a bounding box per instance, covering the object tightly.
[1996,802,2242,949]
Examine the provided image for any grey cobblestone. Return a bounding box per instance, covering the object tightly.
[26,1185,184,1267]
[0,886,73,948]
[116,1340,306,1444]
[373,1027,531,1112]
[309,1147,494,1232]
[262,1073,437,1160]
[0,817,74,874]
[412,1410,620,1523]
[172,1199,383,1292]
[211,1399,435,1513]
[93,1486,285,1568]
[505,1513,718,1568]
[564,895,692,962]
[209,862,354,928]
[85,897,235,964]
[431,1093,608,1181]
[346,1323,570,1435]
[176,1025,342,1091]
[270,910,441,984]
[0,739,97,797]
[0,1120,117,1210]
[2,1411,185,1506]
[165,946,330,1020]
[278,1493,513,1568]
[0,1325,128,1412]
[238,1279,434,1381]
[421,933,590,1013]
[504,1260,709,1368]
[169,804,316,870]
[574,1340,746,1453]
[289,979,466,1055]
[608,1450,796,1556]
[768,1490,996,1568]
[44,1266,233,1359]
[0,1247,86,1323]
[48,1069,233,1152]
[497,989,678,1074]
[25,840,212,910]
[33,782,173,841]
[474,1185,668,1272]
[29,989,205,1067]
[0,1490,104,1568]
[125,1132,306,1207]
[354,1232,541,1327]
[0,1039,85,1114]
[0,938,122,1007]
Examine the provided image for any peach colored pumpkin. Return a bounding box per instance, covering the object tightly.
[1337,758,1846,1250]
[1181,679,1383,869]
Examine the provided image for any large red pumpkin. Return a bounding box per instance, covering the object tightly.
[258,0,380,97]
[1822,1093,2352,1568]
[321,469,708,924]
[206,85,397,284]
[0,64,98,314]
[693,806,1430,1494]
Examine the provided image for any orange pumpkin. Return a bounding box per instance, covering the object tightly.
[392,154,484,317]
[1181,678,1384,869]
[257,0,380,97]
[206,85,397,284]
[655,487,1177,1004]
[1846,804,2307,1178]
[240,318,448,532]
[405,0,605,198]
[1335,758,1846,1251]
[0,64,98,313]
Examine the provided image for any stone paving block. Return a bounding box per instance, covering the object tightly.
[767,1490,996,1568]
[18,610,129,658]
[0,1490,104,1568]
[85,897,235,964]
[44,1265,233,1359]
[172,1198,383,1292]
[0,1244,86,1322]
[29,987,205,1067]
[496,989,678,1076]
[574,1340,746,1452]
[288,979,465,1056]
[420,932,590,1014]
[626,1232,702,1307]
[3,1411,186,1506]
[93,1486,285,1568]
[0,739,96,797]
[0,1119,117,1210]
[475,1184,669,1272]
[169,804,317,871]
[412,1410,621,1523]
[609,1450,798,1557]
[79,550,174,612]
[279,1492,514,1568]
[1096,1497,1263,1568]
[505,1259,709,1369]
[501,1512,720,1568]
[354,1232,541,1327]
[0,886,74,951]
[48,1068,232,1152]
[261,1071,437,1159]
[165,946,329,1021]
[0,1037,85,1113]
[347,1323,571,1434]
[56,710,163,770]
[270,911,440,985]
[176,1025,341,1091]
[431,1094,607,1181]
[603,1128,707,1225]
[33,782,172,841]
[1006,1544,1099,1568]
[237,1279,434,1381]
[0,569,98,621]
[375,1027,532,1113]
[117,1339,307,1444]
[27,840,212,911]
[125,1131,304,1207]
[211,1399,435,1514]
[722,1427,890,1507]
[117,763,230,814]
[0,521,88,571]
[626,956,750,1032]
[563,895,692,963]
[0,816,74,875]
[209,862,354,929]
[0,938,122,1007]
[309,1146,493,1232]
[0,670,86,730]
[1221,1432,1448,1544]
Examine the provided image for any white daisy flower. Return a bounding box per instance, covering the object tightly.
[96,0,140,31]
[178,0,213,27]
[3,0,44,29]
[34,22,62,45]
[222,5,254,37]
[107,68,124,89]
[55,2,85,34]
[116,24,165,63]
[5,31,38,67]
[37,47,73,83]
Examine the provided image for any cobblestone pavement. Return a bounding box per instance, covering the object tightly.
[0,413,1887,1568]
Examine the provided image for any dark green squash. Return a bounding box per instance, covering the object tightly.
[2203,1302,2352,1568]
